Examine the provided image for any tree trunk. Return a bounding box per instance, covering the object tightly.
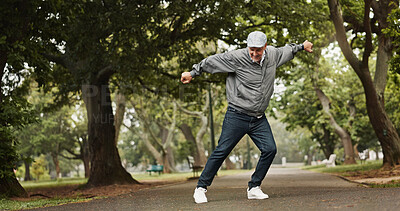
[196,114,209,165]
[224,157,236,170]
[361,71,400,167]
[320,125,335,159]
[81,137,90,178]
[315,88,356,164]
[160,127,177,173]
[0,175,28,198]
[179,123,206,166]
[114,92,126,145]
[328,0,400,167]
[306,148,317,166]
[141,131,163,165]
[23,159,31,181]
[166,145,177,172]
[83,81,138,187]
[160,127,171,173]
[83,158,90,178]
[176,94,210,166]
[374,35,390,104]
[162,153,172,173]
[0,51,7,102]
[51,153,61,178]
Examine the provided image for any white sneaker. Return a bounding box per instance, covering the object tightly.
[247,186,269,200]
[193,187,208,203]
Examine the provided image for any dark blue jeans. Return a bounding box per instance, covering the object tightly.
[197,106,277,189]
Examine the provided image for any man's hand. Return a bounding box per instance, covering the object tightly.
[181,72,192,84]
[303,40,313,53]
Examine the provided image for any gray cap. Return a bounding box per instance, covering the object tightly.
[247,31,267,47]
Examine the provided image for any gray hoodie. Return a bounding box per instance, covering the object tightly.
[190,44,304,117]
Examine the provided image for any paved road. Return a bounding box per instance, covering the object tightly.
[31,168,400,210]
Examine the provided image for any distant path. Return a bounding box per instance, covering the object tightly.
[30,168,400,210]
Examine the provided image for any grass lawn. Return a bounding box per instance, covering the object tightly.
[22,177,88,190]
[1,169,251,210]
[302,160,383,174]
[0,197,94,211]
[0,178,92,210]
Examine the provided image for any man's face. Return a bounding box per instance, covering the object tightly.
[248,43,267,63]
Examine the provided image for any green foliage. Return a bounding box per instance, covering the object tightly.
[383,5,400,75]
[0,139,18,179]
[0,84,36,182]
[31,155,48,181]
[0,0,62,195]
[385,71,400,134]
[0,0,63,87]
[383,6,400,135]
[118,132,147,168]
[14,84,85,179]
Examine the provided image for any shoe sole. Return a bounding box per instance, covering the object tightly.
[194,200,208,204]
[248,196,269,200]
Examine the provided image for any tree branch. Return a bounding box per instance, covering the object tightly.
[160,101,172,123]
[162,101,176,149]
[328,0,362,74]
[176,101,202,116]
[96,65,115,83]
[371,0,381,20]
[130,99,164,149]
[60,150,82,160]
[362,0,373,68]
[138,77,158,94]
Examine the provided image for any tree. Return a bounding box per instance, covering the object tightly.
[126,93,178,173]
[41,0,250,186]
[177,91,211,166]
[33,106,74,178]
[31,155,47,181]
[15,123,37,182]
[312,47,357,164]
[0,0,61,198]
[328,0,400,167]
[275,77,339,159]
[118,132,146,169]
[61,104,91,178]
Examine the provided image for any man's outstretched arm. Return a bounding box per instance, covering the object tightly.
[181,52,237,84]
[276,40,313,67]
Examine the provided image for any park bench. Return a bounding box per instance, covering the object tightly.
[187,156,204,178]
[325,154,336,167]
[146,164,164,175]
[358,151,368,164]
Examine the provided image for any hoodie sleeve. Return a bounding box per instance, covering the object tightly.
[190,52,237,78]
[275,44,304,68]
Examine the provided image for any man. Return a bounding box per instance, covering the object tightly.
[181,31,313,203]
